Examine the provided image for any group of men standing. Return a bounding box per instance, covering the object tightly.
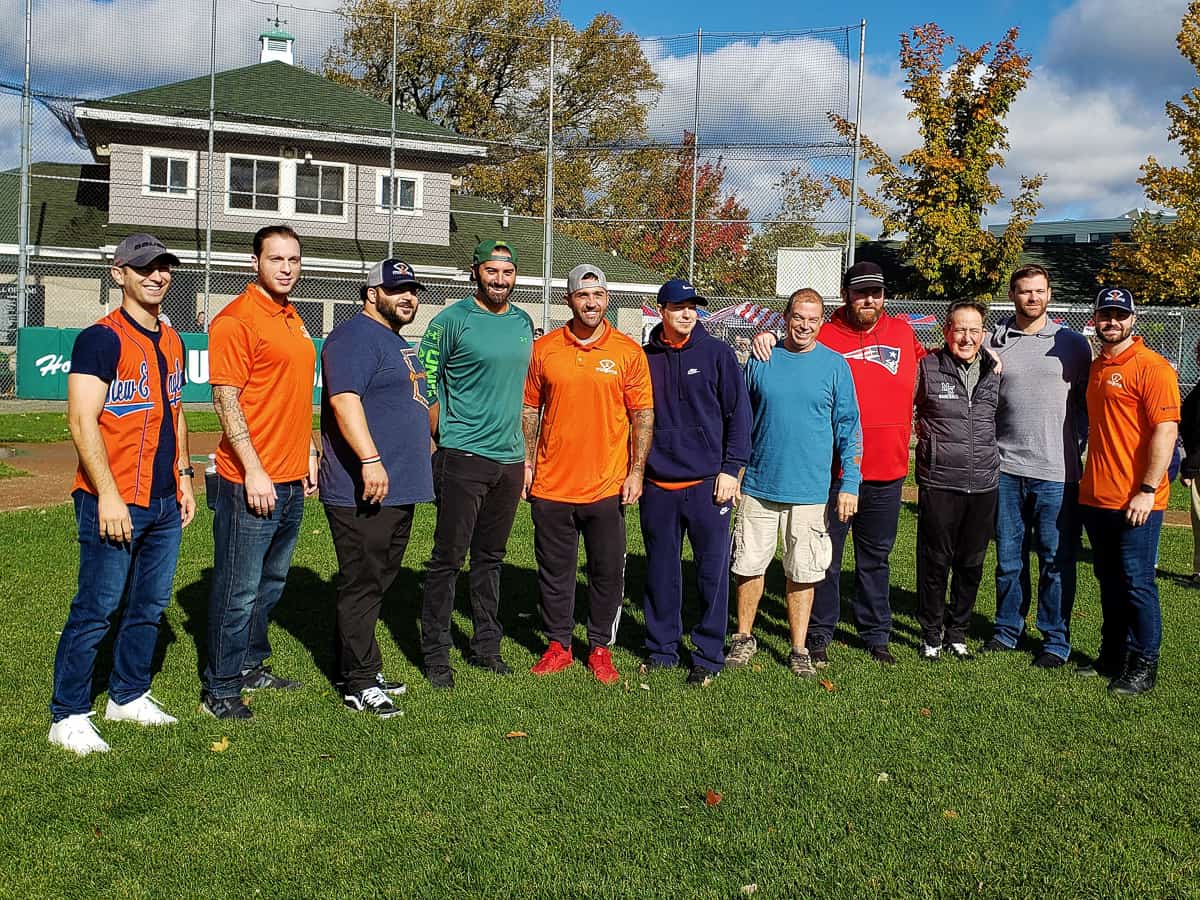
[47,225,1179,755]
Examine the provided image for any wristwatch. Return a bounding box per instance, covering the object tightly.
[1139,483,1157,494]
[178,466,196,478]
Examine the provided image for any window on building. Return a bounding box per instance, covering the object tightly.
[148,155,190,195]
[229,157,280,211]
[296,163,345,217]
[380,175,417,211]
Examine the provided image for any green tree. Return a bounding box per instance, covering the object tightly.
[742,169,833,296]
[323,0,661,218]
[830,24,1044,299]
[1102,2,1200,303]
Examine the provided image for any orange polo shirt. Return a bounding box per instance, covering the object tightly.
[209,282,317,483]
[524,321,653,504]
[1080,337,1180,511]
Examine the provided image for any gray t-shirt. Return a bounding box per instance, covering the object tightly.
[989,316,1091,482]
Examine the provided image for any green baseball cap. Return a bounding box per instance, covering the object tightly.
[473,239,518,266]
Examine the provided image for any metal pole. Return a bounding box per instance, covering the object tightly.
[16,0,33,329]
[387,10,397,257]
[846,19,866,268]
[540,36,555,329]
[687,28,702,282]
[202,0,218,326]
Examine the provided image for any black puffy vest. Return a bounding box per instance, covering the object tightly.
[914,348,1000,492]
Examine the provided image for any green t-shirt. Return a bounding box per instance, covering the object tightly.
[418,297,535,463]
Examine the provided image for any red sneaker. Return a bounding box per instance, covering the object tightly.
[531,641,573,675]
[587,646,620,685]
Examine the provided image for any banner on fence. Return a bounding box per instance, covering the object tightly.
[15,328,324,403]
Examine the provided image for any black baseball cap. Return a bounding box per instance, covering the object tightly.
[366,258,423,291]
[843,261,885,291]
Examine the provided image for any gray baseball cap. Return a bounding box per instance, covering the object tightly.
[113,233,180,268]
[567,263,607,294]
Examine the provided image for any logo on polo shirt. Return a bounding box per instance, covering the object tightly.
[843,345,901,375]
[596,359,617,375]
[1108,372,1124,389]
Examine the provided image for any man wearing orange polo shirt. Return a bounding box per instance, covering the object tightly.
[1079,287,1180,696]
[202,225,318,719]
[521,264,654,684]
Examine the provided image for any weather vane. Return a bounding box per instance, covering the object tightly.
[268,4,288,29]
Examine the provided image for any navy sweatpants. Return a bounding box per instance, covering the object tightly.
[808,477,904,650]
[639,479,735,672]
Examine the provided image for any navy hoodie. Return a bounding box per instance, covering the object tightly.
[644,321,752,482]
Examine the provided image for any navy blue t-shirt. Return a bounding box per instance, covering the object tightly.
[71,310,179,499]
[318,312,435,508]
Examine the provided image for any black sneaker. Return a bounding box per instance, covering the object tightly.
[1031,652,1066,669]
[686,665,716,687]
[1076,649,1126,679]
[373,673,407,695]
[808,645,829,669]
[868,644,896,666]
[344,686,404,719]
[979,638,1012,654]
[426,667,455,690]
[241,665,302,692]
[466,655,512,675]
[1108,655,1158,696]
[201,692,253,720]
[638,658,679,675]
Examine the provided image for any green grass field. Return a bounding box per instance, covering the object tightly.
[0,412,320,443]
[0,460,29,479]
[2,499,1199,897]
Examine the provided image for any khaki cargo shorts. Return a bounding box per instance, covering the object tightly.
[730,494,832,583]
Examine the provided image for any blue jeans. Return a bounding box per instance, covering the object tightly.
[51,490,182,721]
[1082,505,1164,662]
[992,475,1080,659]
[203,476,305,699]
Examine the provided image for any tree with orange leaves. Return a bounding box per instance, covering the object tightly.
[830,25,1044,300]
[1102,2,1200,304]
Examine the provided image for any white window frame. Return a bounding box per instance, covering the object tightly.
[293,160,348,222]
[142,148,197,199]
[223,153,348,223]
[374,168,424,216]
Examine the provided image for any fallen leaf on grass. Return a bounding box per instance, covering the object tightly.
[209,736,230,753]
[93,826,102,838]
[740,885,758,896]
[876,772,890,783]
[943,809,959,819]
[819,678,836,692]
[319,753,333,759]
[751,664,763,672]
[504,731,528,739]
[919,708,931,717]
[705,789,723,806]
[845,821,855,834]
[639,683,650,691]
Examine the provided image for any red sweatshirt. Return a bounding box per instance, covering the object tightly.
[817,307,926,482]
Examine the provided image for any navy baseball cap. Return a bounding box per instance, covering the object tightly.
[113,233,180,268]
[1094,287,1134,314]
[366,258,423,291]
[657,278,707,306]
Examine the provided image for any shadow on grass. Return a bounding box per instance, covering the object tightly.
[89,613,180,707]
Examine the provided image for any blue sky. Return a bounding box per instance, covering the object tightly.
[560,0,1075,59]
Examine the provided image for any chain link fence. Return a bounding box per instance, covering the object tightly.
[0,0,870,397]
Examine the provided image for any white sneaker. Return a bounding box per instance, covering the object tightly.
[49,712,111,756]
[920,643,942,660]
[104,692,178,726]
[947,642,972,659]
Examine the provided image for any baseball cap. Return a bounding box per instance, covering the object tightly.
[473,239,518,266]
[567,263,607,294]
[1094,287,1135,314]
[366,258,423,291]
[843,261,885,291]
[657,278,708,306]
[112,233,180,268]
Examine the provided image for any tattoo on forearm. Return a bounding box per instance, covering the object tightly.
[629,409,654,472]
[212,385,261,465]
[521,406,541,464]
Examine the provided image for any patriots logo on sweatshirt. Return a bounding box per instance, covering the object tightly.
[843,345,901,375]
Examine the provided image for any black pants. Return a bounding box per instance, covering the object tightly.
[324,504,414,693]
[916,486,997,646]
[530,495,626,649]
[421,448,524,669]
[809,478,904,650]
